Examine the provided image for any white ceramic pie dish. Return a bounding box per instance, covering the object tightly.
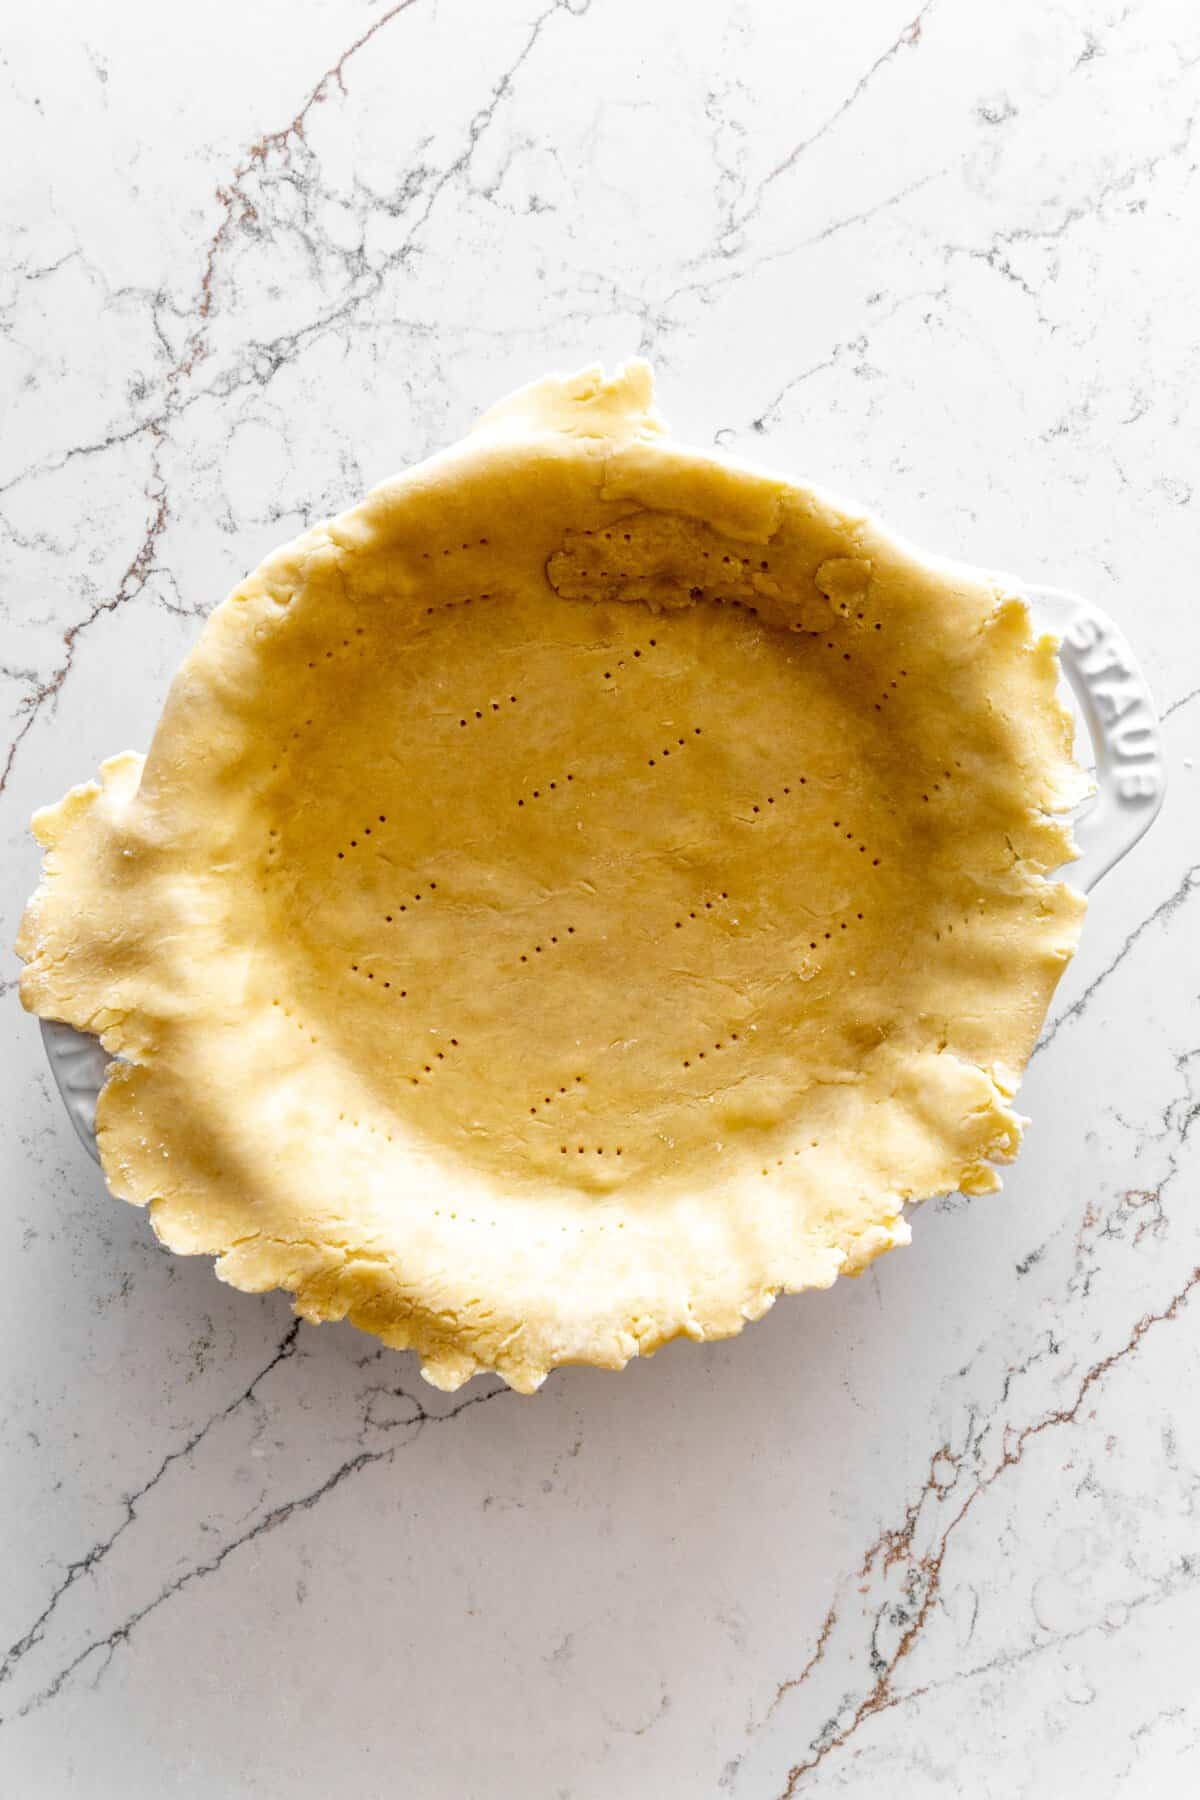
[39,581,1165,1165]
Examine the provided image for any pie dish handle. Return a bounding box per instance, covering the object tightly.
[1024,583,1166,895]
[41,1017,108,1165]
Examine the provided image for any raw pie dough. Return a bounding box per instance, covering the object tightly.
[18,362,1087,1392]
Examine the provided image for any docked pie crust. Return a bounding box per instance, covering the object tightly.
[17,362,1087,1392]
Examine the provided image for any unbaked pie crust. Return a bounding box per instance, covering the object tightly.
[18,362,1086,1391]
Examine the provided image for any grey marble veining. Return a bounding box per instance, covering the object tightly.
[2,1,1198,1794]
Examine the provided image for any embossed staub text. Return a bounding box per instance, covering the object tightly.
[1064,613,1164,802]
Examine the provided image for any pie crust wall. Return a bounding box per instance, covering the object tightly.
[17,363,1086,1391]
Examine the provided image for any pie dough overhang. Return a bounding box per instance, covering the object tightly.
[17,361,1087,1394]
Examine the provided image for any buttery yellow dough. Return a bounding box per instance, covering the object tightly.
[17,362,1086,1392]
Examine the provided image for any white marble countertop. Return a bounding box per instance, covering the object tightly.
[3,2,1199,1794]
